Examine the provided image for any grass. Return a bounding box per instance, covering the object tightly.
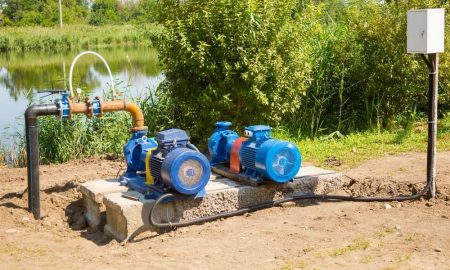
[0,245,49,258]
[330,238,370,257]
[0,24,159,52]
[274,115,450,169]
[0,147,26,168]
[1,111,450,167]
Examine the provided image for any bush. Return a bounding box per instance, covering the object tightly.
[152,0,450,141]
[38,113,131,164]
[289,0,450,137]
[152,0,318,141]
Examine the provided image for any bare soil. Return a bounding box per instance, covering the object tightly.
[0,152,449,270]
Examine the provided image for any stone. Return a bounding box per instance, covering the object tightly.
[21,217,30,223]
[392,201,402,208]
[5,228,18,234]
[384,204,392,209]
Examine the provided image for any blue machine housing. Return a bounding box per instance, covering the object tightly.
[121,128,210,199]
[241,125,301,183]
[208,121,239,165]
[122,130,157,178]
[208,122,302,184]
[150,129,210,196]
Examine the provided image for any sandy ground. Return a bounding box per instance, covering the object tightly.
[0,152,449,270]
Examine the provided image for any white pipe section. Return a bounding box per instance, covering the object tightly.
[68,51,116,100]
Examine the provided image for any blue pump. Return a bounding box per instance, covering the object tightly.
[208,121,239,165]
[121,128,210,198]
[122,130,158,178]
[209,122,302,184]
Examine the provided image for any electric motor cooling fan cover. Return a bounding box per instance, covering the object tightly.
[255,139,302,183]
[160,147,210,195]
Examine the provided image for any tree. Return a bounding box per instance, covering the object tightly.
[1,0,88,26]
[89,0,119,25]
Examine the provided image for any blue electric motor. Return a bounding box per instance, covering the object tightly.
[209,122,302,183]
[121,128,210,197]
[150,129,211,196]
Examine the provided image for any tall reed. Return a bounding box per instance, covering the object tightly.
[0,24,158,53]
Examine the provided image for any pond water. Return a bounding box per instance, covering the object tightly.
[0,47,163,146]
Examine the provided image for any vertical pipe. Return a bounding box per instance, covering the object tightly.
[25,117,40,219]
[25,105,59,220]
[427,53,438,198]
[58,0,63,29]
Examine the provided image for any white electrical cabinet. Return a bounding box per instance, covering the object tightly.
[407,8,445,54]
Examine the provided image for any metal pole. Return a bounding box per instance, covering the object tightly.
[63,60,67,90]
[58,0,63,29]
[426,53,438,198]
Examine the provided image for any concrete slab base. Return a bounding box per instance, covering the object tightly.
[80,166,343,242]
[79,179,128,231]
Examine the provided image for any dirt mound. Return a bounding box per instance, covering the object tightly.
[343,176,424,197]
[0,158,124,236]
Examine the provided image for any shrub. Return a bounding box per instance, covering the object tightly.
[289,0,450,137]
[152,0,318,141]
[152,0,450,141]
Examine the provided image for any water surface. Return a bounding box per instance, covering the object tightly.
[0,47,163,146]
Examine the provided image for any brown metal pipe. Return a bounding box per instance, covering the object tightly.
[102,100,147,131]
[70,98,147,131]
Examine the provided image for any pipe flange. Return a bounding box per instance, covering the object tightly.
[85,97,93,118]
[67,98,73,119]
[130,126,149,132]
[56,100,63,118]
[95,96,104,118]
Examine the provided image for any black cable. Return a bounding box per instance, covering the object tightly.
[149,178,431,229]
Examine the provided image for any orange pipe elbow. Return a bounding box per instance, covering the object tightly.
[102,100,147,131]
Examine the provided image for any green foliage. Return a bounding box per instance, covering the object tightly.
[34,89,175,164]
[89,0,119,26]
[273,115,450,168]
[1,0,89,27]
[152,0,316,141]
[88,0,157,26]
[153,0,450,141]
[0,0,158,27]
[37,113,131,164]
[288,0,450,137]
[0,24,152,52]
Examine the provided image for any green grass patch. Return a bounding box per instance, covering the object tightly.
[330,238,370,257]
[0,24,159,53]
[274,116,450,169]
[0,245,49,257]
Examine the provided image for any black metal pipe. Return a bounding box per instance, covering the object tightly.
[25,104,59,219]
[426,54,438,198]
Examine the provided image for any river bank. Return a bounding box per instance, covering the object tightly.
[0,24,158,53]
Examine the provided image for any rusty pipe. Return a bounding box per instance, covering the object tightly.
[101,100,147,131]
[69,98,147,131]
